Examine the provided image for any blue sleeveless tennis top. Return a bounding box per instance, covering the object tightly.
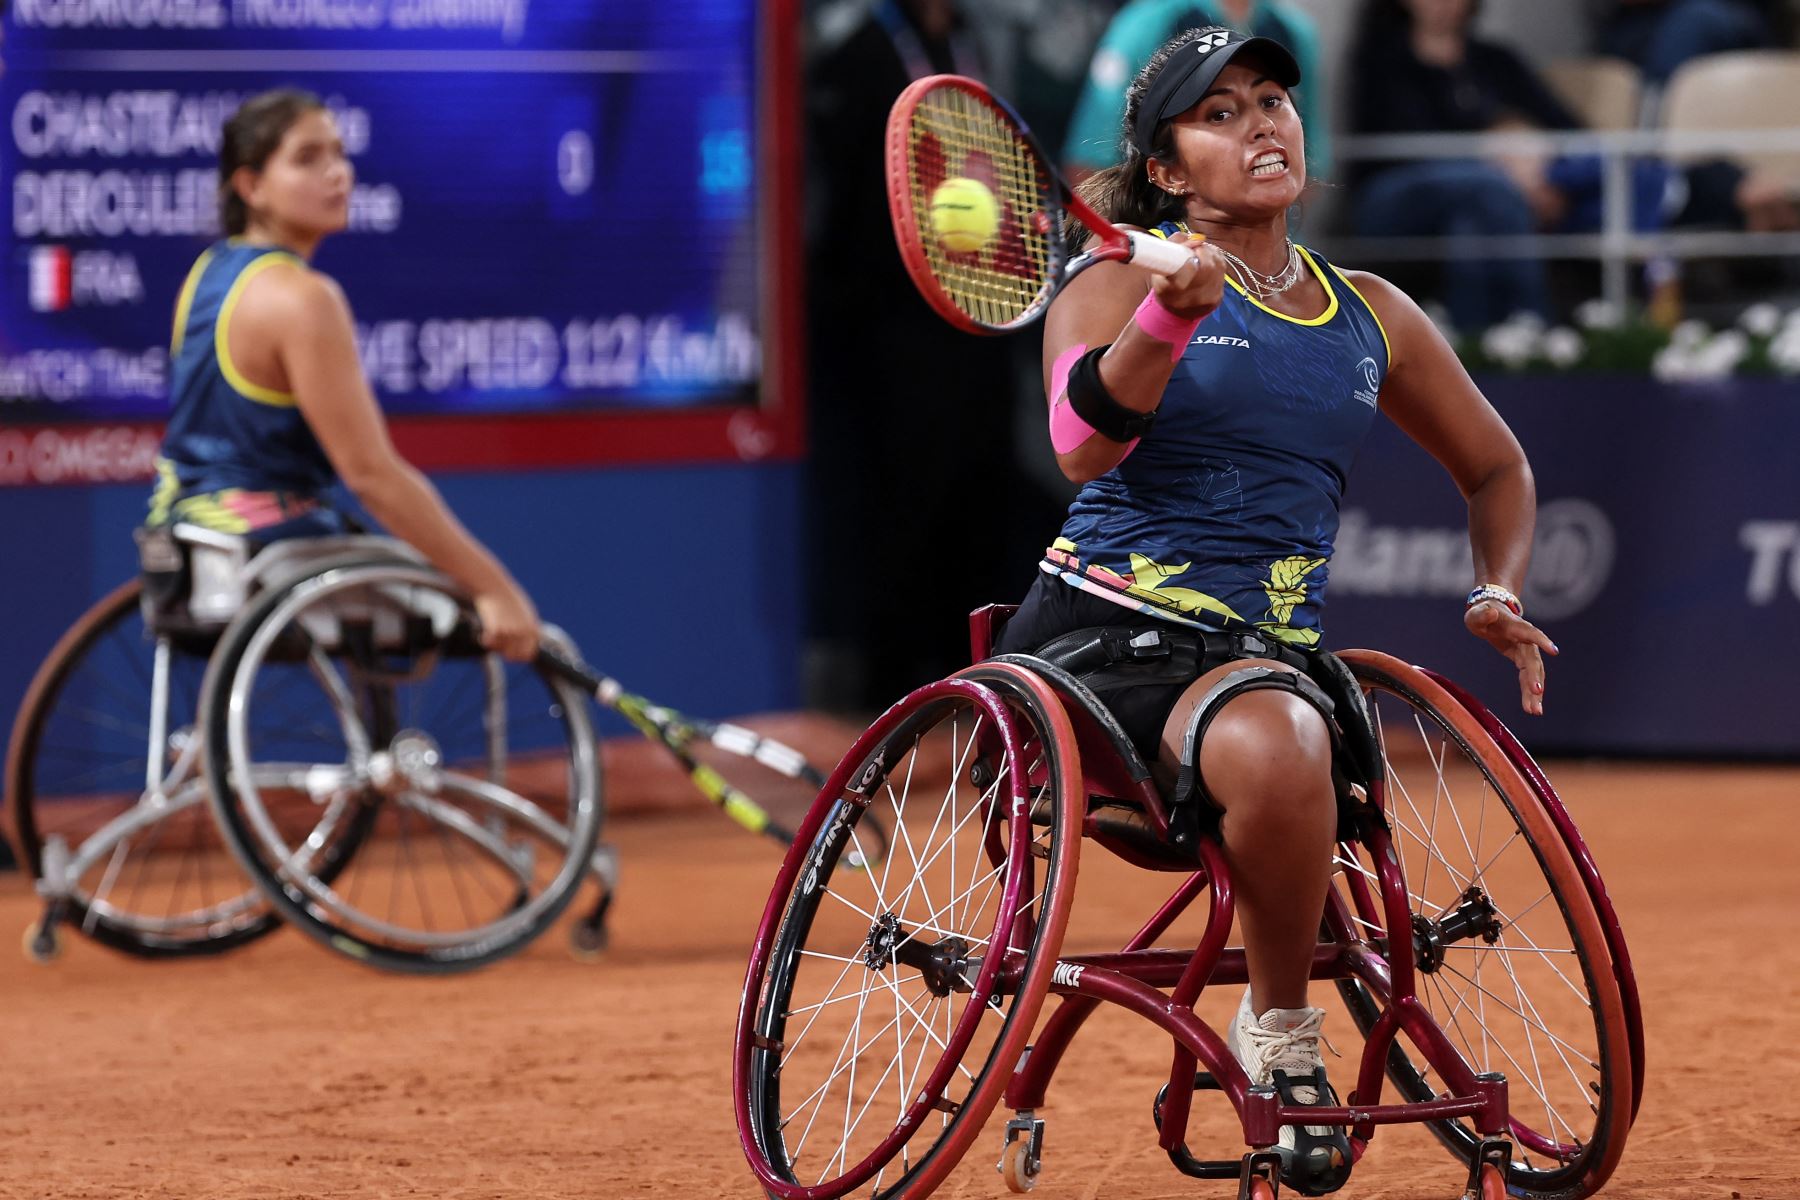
[1042,234,1390,647]
[146,240,336,531]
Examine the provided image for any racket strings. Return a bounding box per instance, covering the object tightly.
[904,88,1055,329]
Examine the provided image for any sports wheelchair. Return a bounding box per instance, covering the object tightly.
[5,524,611,973]
[733,606,1641,1200]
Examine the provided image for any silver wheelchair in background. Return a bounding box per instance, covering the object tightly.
[5,525,613,973]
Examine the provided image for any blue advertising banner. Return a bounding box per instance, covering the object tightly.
[0,0,762,420]
[1324,374,1800,758]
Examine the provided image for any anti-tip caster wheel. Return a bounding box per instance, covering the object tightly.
[999,1111,1044,1193]
[1464,1162,1506,1200]
[568,889,611,962]
[568,920,608,962]
[999,1133,1039,1192]
[23,918,62,963]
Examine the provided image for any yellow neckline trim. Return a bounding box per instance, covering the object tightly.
[215,251,303,408]
[170,248,216,356]
[1222,244,1338,326]
[1327,263,1392,369]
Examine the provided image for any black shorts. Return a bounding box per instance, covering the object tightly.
[993,574,1313,766]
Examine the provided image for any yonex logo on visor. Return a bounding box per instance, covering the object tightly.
[1132,32,1302,156]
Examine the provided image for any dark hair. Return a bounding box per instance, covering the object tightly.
[219,88,326,236]
[1075,26,1232,228]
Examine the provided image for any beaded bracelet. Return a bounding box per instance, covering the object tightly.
[1466,583,1523,617]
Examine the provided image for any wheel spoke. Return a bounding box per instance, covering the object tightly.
[1387,764,1472,897]
[822,886,880,924]
[787,983,891,1155]
[1439,960,1597,1118]
[780,955,863,1063]
[1420,715,1481,870]
[1481,946,1602,1089]
[870,733,923,911]
[785,972,923,1020]
[1490,918,1596,1009]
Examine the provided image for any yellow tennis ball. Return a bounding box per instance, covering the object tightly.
[930,178,999,254]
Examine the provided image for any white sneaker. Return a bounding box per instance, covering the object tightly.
[1227,991,1352,1195]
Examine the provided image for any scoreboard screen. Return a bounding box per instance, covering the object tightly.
[0,1,767,429]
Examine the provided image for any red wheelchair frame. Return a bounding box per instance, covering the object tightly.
[734,606,1640,1200]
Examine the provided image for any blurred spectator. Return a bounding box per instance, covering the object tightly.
[1593,0,1777,86]
[1677,158,1800,230]
[804,0,1051,710]
[1349,0,1675,329]
[1061,0,1331,180]
[1349,0,1576,327]
[966,0,1127,160]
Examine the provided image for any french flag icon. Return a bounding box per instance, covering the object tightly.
[30,245,72,312]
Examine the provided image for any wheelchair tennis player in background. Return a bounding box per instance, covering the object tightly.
[144,87,539,663]
[6,88,872,974]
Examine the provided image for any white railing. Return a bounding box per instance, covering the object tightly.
[1325,128,1800,310]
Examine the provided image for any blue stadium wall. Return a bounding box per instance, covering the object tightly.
[3,375,1798,758]
[0,461,806,740]
[1324,375,1799,758]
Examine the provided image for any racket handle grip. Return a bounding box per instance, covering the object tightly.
[537,641,604,696]
[1124,230,1198,276]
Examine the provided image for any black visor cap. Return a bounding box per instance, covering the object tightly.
[1132,32,1302,156]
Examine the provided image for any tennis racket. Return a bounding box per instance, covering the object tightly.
[886,73,1196,334]
[538,645,887,868]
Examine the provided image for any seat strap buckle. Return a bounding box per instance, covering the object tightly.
[1125,629,1168,659]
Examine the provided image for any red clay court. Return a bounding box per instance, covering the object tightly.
[4,752,1793,1199]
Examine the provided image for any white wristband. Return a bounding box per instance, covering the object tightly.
[1466,583,1523,617]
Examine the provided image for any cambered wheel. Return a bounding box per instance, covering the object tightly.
[736,663,1082,1199]
[1421,666,1645,1124]
[201,557,603,974]
[4,580,281,958]
[1330,651,1634,1200]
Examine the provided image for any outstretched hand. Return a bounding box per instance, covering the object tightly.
[1464,601,1558,716]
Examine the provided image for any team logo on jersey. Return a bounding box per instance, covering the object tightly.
[1352,356,1380,407]
[1196,30,1233,53]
